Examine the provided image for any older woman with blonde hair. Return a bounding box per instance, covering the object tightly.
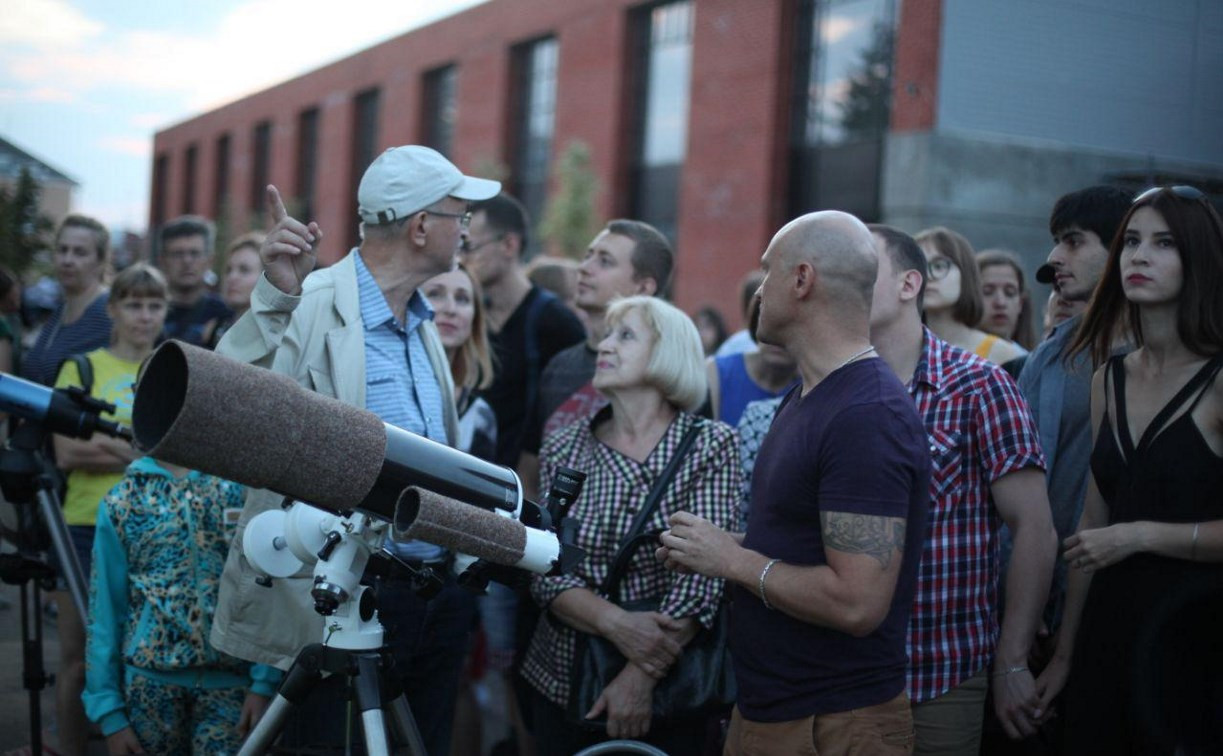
[521,295,740,755]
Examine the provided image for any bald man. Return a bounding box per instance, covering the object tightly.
[658,212,930,755]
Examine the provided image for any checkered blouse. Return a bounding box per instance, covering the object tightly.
[520,408,742,707]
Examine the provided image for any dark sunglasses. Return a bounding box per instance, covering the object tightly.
[1133,185,1206,204]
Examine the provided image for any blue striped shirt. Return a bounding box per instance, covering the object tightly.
[354,252,448,562]
[21,293,112,386]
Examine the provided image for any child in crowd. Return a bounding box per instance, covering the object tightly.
[51,263,164,755]
[83,455,281,754]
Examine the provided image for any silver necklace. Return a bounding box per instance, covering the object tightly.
[833,345,876,373]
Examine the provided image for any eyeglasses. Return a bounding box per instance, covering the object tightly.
[161,248,208,261]
[425,209,472,230]
[461,235,504,254]
[1133,185,1206,204]
[927,257,955,280]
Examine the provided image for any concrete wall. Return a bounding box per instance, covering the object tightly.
[880,130,1223,314]
[937,0,1223,166]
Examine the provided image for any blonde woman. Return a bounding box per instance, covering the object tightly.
[522,296,740,755]
[421,263,496,459]
[21,215,113,386]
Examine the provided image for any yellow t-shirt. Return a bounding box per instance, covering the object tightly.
[54,348,141,526]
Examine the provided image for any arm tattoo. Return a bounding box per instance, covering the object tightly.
[820,512,907,569]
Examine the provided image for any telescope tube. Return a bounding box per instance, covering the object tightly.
[131,341,521,518]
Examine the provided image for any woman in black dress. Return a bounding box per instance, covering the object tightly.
[1037,186,1223,753]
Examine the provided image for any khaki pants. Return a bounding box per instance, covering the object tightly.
[724,692,915,755]
[910,668,989,756]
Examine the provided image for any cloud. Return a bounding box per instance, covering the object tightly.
[98,136,152,158]
[0,85,77,103]
[822,14,865,46]
[130,112,174,129]
[2,0,489,116]
[0,0,103,50]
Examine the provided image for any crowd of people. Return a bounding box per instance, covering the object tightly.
[0,142,1220,756]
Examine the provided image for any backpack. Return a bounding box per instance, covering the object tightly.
[47,352,95,497]
[58,353,94,396]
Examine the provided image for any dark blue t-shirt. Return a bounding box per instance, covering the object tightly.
[163,293,232,348]
[732,357,930,722]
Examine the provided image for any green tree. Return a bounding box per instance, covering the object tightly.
[0,166,54,273]
[538,140,602,259]
[837,21,895,141]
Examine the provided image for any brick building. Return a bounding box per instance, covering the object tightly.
[151,0,1223,325]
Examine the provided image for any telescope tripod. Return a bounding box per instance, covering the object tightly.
[0,420,95,756]
[238,641,426,756]
[239,512,438,756]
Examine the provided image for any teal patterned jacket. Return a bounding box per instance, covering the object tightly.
[83,458,281,735]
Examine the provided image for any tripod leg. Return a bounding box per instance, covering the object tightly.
[238,654,323,756]
[353,654,391,756]
[387,693,427,756]
[38,488,87,620]
[21,579,44,756]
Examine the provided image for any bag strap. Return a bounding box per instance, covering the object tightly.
[600,418,705,601]
[59,352,94,395]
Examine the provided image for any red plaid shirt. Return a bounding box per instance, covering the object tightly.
[906,329,1045,702]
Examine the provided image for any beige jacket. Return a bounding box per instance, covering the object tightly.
[209,251,459,669]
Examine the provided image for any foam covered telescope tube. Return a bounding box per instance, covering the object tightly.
[131,341,521,519]
[394,487,559,574]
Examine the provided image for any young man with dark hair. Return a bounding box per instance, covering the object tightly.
[158,215,232,347]
[462,193,585,467]
[869,224,1057,754]
[1016,185,1131,637]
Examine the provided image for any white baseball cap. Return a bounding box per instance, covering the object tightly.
[357,146,501,225]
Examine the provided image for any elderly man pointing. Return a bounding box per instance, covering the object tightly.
[211,146,499,754]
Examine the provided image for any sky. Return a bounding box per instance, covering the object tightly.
[0,0,488,233]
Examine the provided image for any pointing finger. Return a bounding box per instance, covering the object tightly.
[267,185,288,225]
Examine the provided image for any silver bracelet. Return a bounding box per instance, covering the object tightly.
[992,665,1029,678]
[759,558,781,610]
[1191,522,1200,562]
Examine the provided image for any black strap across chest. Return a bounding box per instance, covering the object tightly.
[1110,354,1223,461]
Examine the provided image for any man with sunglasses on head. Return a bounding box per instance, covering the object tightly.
[210,145,501,755]
[461,193,585,468]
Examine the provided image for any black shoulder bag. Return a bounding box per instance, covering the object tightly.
[568,418,737,728]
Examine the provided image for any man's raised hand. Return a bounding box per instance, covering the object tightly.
[261,185,321,295]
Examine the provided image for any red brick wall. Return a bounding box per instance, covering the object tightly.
[891,0,942,132]
[152,0,922,325]
[678,0,791,313]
